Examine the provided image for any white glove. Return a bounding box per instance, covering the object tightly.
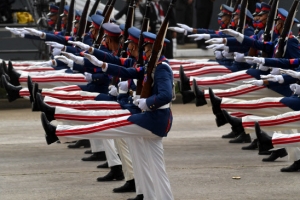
[24,28,44,37]
[260,74,284,83]
[52,48,61,56]
[244,56,265,64]
[270,68,281,75]
[118,81,128,91]
[207,44,227,51]
[280,69,300,79]
[45,41,65,50]
[234,52,246,62]
[258,64,270,71]
[214,51,223,59]
[83,53,104,68]
[136,98,150,111]
[177,23,193,33]
[68,41,91,51]
[168,27,186,35]
[243,80,264,86]
[219,29,244,43]
[61,52,84,65]
[5,27,21,36]
[205,38,224,44]
[54,55,74,68]
[290,83,300,95]
[108,85,119,96]
[84,72,92,82]
[133,95,140,106]
[188,34,210,41]
[222,50,234,59]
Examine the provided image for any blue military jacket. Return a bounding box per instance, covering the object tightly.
[105,57,173,137]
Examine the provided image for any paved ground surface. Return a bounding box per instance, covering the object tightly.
[0,99,299,200]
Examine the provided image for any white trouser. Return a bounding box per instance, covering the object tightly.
[115,139,134,181]
[203,84,283,106]
[90,139,104,153]
[102,139,121,167]
[56,116,174,200]
[44,96,122,110]
[220,97,292,117]
[19,72,87,88]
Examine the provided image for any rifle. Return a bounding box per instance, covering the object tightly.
[93,0,116,48]
[140,0,176,98]
[55,0,65,32]
[226,0,231,7]
[89,0,101,16]
[120,0,136,58]
[275,0,299,58]
[233,0,241,12]
[102,0,113,16]
[76,0,90,41]
[261,0,279,57]
[65,0,75,36]
[135,0,151,95]
[236,0,248,34]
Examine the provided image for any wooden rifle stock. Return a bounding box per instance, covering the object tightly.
[93,0,116,48]
[140,0,176,98]
[120,0,136,58]
[275,0,299,58]
[136,0,151,95]
[65,0,75,36]
[55,0,65,31]
[261,0,278,57]
[236,0,248,34]
[89,0,101,16]
[102,0,113,16]
[226,0,231,6]
[76,0,90,41]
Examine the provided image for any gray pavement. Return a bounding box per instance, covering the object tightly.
[0,101,299,200]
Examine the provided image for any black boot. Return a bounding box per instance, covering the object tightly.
[222,110,244,133]
[0,63,10,87]
[127,194,144,200]
[2,60,8,74]
[242,138,258,150]
[255,122,273,155]
[1,75,21,102]
[180,90,195,104]
[222,131,239,139]
[113,179,136,193]
[36,93,56,121]
[84,149,92,154]
[7,63,20,86]
[82,151,106,161]
[192,79,207,106]
[97,165,125,182]
[262,148,288,162]
[32,83,41,111]
[215,113,228,127]
[209,88,222,115]
[27,76,34,103]
[67,139,90,148]
[179,65,191,92]
[97,161,109,168]
[281,160,300,172]
[229,132,251,143]
[41,112,58,145]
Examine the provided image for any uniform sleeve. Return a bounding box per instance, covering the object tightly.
[45,33,69,45]
[92,49,122,65]
[146,63,173,110]
[106,63,144,80]
[241,36,274,53]
[264,58,300,69]
[196,29,217,34]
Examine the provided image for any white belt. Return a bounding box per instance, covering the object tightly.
[158,103,170,109]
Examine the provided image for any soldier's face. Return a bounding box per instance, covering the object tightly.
[233,14,239,25]
[259,13,268,25]
[144,44,152,60]
[253,15,260,21]
[62,16,68,25]
[221,15,231,26]
[275,19,284,34]
[128,42,139,57]
[50,14,57,22]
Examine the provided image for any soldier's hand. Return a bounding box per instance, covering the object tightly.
[290,83,300,95]
[118,81,128,91]
[136,98,150,111]
[68,41,90,51]
[108,85,119,96]
[61,52,84,65]
[221,50,233,59]
[207,44,226,50]
[243,80,264,86]
[54,55,74,67]
[24,28,44,37]
[52,48,61,56]
[260,74,284,83]
[270,68,281,75]
[244,56,265,64]
[168,27,186,35]
[279,69,300,79]
[214,51,223,59]
[45,41,65,50]
[177,23,193,32]
[234,52,246,62]
[83,53,104,68]
[84,72,92,82]
[219,29,244,43]
[188,34,210,41]
[205,38,224,44]
[133,95,140,106]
